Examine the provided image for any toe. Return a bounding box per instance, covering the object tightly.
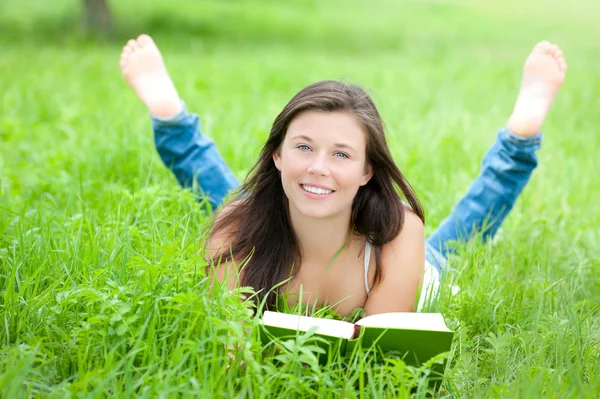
[554,48,564,58]
[125,45,135,54]
[136,34,156,48]
[559,60,567,72]
[551,46,565,62]
[127,39,139,50]
[533,40,553,54]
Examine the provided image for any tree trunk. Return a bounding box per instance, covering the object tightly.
[83,0,112,33]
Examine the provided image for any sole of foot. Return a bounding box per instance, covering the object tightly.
[119,34,183,119]
[507,40,567,137]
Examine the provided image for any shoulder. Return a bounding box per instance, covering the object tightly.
[205,200,244,261]
[204,200,246,290]
[381,205,425,256]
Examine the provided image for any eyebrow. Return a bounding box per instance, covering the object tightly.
[291,135,357,152]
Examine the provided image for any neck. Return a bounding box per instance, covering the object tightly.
[288,204,354,263]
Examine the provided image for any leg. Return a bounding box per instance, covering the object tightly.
[426,40,567,266]
[120,34,239,210]
[153,104,240,210]
[426,129,541,260]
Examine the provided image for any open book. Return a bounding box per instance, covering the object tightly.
[260,311,454,366]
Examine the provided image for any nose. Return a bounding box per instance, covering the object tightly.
[307,154,330,176]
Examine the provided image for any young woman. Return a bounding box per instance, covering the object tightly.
[119,35,566,316]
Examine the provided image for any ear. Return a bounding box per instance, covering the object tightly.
[360,163,374,186]
[273,148,282,171]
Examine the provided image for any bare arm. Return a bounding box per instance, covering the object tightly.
[363,209,425,315]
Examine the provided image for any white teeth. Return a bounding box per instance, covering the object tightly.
[302,185,332,195]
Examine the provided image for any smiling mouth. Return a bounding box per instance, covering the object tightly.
[300,184,335,195]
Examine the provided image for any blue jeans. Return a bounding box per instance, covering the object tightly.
[152,103,542,274]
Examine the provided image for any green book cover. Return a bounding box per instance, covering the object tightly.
[260,311,454,366]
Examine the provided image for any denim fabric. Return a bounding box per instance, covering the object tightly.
[425,129,541,272]
[152,103,239,211]
[152,103,541,274]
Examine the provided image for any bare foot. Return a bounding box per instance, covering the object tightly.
[507,41,567,137]
[119,34,182,119]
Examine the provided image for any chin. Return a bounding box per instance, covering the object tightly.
[298,208,334,219]
[294,201,343,220]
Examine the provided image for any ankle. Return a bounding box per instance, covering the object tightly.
[507,108,545,138]
[503,127,543,146]
[151,100,187,124]
[149,99,183,119]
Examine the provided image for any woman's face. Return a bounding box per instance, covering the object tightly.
[273,110,373,220]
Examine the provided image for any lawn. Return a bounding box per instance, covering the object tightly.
[1,0,599,397]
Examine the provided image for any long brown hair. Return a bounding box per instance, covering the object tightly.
[208,80,424,308]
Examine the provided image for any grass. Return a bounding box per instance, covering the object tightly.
[1,0,599,396]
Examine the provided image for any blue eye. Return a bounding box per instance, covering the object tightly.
[335,152,349,159]
[297,145,310,151]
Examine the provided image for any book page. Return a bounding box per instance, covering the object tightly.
[262,311,355,339]
[355,312,451,332]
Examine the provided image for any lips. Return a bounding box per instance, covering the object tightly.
[299,184,335,198]
[300,183,335,191]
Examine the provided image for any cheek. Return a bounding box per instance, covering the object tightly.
[280,157,304,181]
[335,164,367,187]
